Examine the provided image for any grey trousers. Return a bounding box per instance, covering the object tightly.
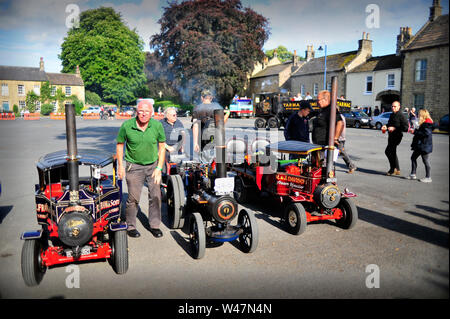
[338,141,356,169]
[125,161,161,230]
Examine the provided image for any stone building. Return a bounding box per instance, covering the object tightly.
[248,50,303,95]
[400,0,449,120]
[290,33,373,99]
[346,54,402,112]
[0,58,85,112]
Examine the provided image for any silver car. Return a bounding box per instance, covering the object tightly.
[370,112,392,130]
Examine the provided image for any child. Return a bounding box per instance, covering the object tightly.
[408,109,435,183]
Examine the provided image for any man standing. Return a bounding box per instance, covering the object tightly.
[382,101,409,176]
[311,90,343,146]
[337,113,357,173]
[192,89,230,153]
[160,107,185,164]
[116,99,166,238]
[284,100,312,143]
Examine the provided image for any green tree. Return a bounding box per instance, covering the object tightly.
[26,91,39,112]
[150,0,270,106]
[85,90,102,106]
[59,7,146,106]
[39,81,53,105]
[266,45,295,63]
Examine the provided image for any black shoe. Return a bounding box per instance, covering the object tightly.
[127,229,141,238]
[149,228,163,238]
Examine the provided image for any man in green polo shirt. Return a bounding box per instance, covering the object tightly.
[116,99,166,238]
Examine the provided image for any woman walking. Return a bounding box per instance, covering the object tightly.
[408,109,435,183]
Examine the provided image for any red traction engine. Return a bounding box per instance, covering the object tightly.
[20,104,128,286]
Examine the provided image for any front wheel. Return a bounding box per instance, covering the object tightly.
[111,230,128,274]
[21,239,46,286]
[237,209,258,253]
[354,121,361,128]
[375,122,382,130]
[254,118,266,129]
[189,213,206,259]
[335,198,358,229]
[283,202,307,235]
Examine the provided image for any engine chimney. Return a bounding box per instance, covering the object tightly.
[65,103,80,204]
[214,109,226,178]
[326,76,338,178]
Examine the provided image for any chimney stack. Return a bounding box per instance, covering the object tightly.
[75,65,81,78]
[305,45,315,62]
[396,26,412,55]
[39,57,44,71]
[358,32,372,58]
[429,0,442,21]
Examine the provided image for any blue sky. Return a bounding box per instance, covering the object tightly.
[0,0,448,73]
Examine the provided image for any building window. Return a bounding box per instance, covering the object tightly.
[35,101,41,110]
[313,83,318,96]
[2,101,9,111]
[19,100,26,110]
[18,84,25,96]
[300,85,305,96]
[387,74,395,88]
[33,84,40,96]
[415,59,427,81]
[365,76,373,93]
[414,93,425,109]
[327,82,331,91]
[1,83,8,96]
[51,101,57,112]
[51,86,56,96]
[65,86,71,97]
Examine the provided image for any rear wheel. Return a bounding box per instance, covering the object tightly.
[284,202,307,235]
[375,122,382,130]
[254,118,266,129]
[111,230,128,274]
[189,213,206,259]
[234,176,248,204]
[167,175,186,229]
[21,239,46,286]
[267,117,279,129]
[238,209,258,253]
[354,121,361,128]
[335,198,358,229]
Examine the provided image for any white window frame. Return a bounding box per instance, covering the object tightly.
[18,84,25,96]
[387,73,395,88]
[19,100,26,110]
[300,84,305,96]
[365,75,373,94]
[313,83,318,96]
[1,83,8,96]
[51,86,56,96]
[415,59,427,82]
[33,84,40,96]
[65,86,71,97]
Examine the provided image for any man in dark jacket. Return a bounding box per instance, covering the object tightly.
[382,101,409,176]
[284,100,313,143]
[312,90,343,146]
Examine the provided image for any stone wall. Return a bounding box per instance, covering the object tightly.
[401,45,449,120]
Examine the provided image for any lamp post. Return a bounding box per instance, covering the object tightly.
[318,45,327,90]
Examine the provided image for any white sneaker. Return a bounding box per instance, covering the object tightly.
[407,174,416,180]
[419,177,432,183]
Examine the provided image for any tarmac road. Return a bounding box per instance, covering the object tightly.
[0,116,448,299]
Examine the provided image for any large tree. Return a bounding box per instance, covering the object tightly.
[59,7,146,106]
[150,0,270,105]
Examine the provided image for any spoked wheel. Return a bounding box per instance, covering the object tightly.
[335,198,358,229]
[237,209,258,253]
[284,202,307,235]
[111,230,128,274]
[234,176,248,204]
[254,118,266,129]
[21,239,46,286]
[189,213,206,259]
[167,175,186,229]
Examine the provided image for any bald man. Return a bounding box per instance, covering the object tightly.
[116,99,166,238]
[311,90,343,146]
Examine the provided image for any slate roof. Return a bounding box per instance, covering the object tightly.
[291,51,358,77]
[251,62,293,79]
[0,65,83,86]
[349,54,402,73]
[0,66,47,82]
[47,72,84,86]
[403,14,449,52]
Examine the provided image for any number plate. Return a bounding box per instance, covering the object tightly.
[214,177,235,195]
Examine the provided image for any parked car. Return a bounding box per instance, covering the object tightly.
[121,106,136,116]
[439,114,449,132]
[370,112,392,130]
[176,109,191,117]
[81,106,101,115]
[342,111,371,128]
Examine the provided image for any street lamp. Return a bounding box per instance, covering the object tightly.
[318,45,327,90]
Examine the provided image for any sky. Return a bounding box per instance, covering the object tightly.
[0,0,448,73]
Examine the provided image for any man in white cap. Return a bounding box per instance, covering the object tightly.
[116,98,166,238]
